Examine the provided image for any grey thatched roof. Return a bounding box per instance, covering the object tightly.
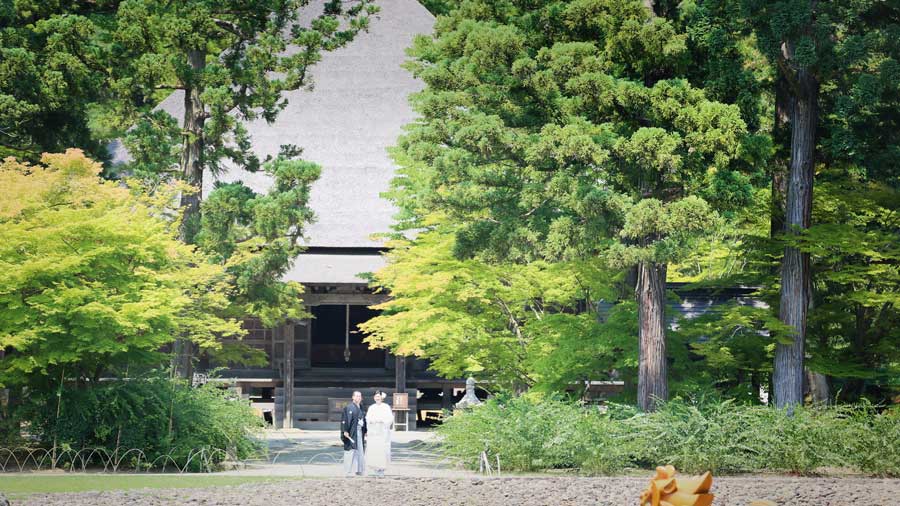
[109,0,434,283]
[284,252,386,284]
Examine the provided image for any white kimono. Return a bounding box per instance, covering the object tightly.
[364,402,393,470]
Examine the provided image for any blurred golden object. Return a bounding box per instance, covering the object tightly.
[640,466,778,506]
[639,466,714,506]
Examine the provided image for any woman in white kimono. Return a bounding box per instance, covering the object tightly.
[364,391,393,477]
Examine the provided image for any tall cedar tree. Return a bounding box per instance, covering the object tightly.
[743,0,900,408]
[388,0,765,410]
[108,0,376,376]
[110,0,376,241]
[670,0,899,405]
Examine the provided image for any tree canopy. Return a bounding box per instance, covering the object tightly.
[0,150,243,388]
[380,0,767,409]
[0,1,112,160]
[361,223,634,392]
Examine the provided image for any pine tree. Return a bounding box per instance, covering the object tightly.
[108,0,376,376]
[388,0,764,410]
[0,1,113,160]
[109,0,376,241]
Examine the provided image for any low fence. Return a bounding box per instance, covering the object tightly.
[0,446,253,473]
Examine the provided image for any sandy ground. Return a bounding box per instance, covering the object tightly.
[12,476,900,506]
[5,431,899,505]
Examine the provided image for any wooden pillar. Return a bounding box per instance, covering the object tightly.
[344,304,350,363]
[283,323,295,429]
[395,354,407,393]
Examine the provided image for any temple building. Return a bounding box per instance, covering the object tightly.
[112,0,458,429]
[109,0,763,429]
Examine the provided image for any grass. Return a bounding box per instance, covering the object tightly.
[0,474,298,498]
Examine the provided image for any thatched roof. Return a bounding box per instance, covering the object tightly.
[285,252,386,284]
[110,0,434,283]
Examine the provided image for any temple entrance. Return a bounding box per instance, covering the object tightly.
[309,304,384,367]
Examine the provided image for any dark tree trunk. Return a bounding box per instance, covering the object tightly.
[173,49,206,380]
[617,265,639,301]
[770,75,791,238]
[637,261,668,412]
[774,69,818,410]
[806,370,830,404]
[178,49,206,244]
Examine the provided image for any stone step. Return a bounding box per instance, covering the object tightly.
[291,387,419,428]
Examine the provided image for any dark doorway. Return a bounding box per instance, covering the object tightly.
[310,305,384,367]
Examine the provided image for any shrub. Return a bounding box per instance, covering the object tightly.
[436,397,900,476]
[19,377,263,471]
[438,393,586,471]
[841,405,900,476]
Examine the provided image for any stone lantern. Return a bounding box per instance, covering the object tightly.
[455,377,483,409]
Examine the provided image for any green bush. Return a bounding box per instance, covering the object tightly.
[19,377,263,471]
[841,405,900,475]
[437,393,586,471]
[437,396,900,476]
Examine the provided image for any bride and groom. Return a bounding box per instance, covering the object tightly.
[341,390,393,477]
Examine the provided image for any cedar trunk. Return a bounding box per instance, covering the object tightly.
[774,69,817,409]
[179,49,206,244]
[637,260,667,412]
[173,49,207,380]
[770,75,790,238]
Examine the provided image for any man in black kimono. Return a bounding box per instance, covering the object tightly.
[341,390,366,476]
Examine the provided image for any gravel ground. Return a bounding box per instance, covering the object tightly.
[13,476,899,506]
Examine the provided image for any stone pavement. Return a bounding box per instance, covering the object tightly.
[223,429,476,478]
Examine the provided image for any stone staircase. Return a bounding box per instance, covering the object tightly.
[294,386,418,429]
[274,368,420,429]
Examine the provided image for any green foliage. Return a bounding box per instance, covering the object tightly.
[0,1,113,159]
[418,0,457,16]
[742,0,900,185]
[678,0,771,132]
[801,174,900,400]
[673,172,900,403]
[19,377,263,470]
[378,0,768,407]
[197,153,321,327]
[111,0,378,177]
[439,393,587,471]
[5,0,380,348]
[392,4,761,260]
[438,396,900,476]
[361,224,630,391]
[0,150,243,387]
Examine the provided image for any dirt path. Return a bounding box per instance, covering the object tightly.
[14,476,899,506]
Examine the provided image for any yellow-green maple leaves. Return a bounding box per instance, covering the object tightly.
[0,150,242,385]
